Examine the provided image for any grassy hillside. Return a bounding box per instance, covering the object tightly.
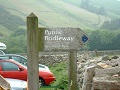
[0,0,120,52]
[0,25,11,37]
[0,0,120,37]
[0,0,111,29]
[63,0,120,18]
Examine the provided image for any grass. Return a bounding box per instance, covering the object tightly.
[40,88,61,90]
[40,88,62,90]
[0,0,109,30]
[38,61,68,90]
[40,86,64,90]
[1,0,120,38]
[48,61,68,90]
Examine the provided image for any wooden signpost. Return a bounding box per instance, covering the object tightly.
[38,27,87,51]
[27,13,88,90]
[27,13,39,90]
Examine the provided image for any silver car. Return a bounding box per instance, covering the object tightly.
[5,78,27,90]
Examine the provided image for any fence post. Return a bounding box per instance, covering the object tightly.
[82,65,95,90]
[27,12,39,90]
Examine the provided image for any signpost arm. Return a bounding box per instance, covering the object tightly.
[27,12,39,90]
[69,50,77,90]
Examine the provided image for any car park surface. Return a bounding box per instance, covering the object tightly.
[0,59,55,86]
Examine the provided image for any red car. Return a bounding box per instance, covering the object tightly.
[0,59,55,86]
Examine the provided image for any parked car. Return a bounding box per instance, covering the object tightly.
[0,59,55,86]
[0,54,49,70]
[0,50,5,55]
[5,78,27,90]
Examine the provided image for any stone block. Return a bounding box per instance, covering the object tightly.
[93,76,120,90]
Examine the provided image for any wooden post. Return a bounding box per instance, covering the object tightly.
[68,50,77,90]
[82,66,95,90]
[95,49,98,57]
[0,75,10,90]
[27,12,39,90]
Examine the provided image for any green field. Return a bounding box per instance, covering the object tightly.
[0,0,112,29]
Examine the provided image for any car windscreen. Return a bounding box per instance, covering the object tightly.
[11,56,27,66]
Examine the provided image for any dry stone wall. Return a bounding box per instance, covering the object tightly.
[77,54,120,90]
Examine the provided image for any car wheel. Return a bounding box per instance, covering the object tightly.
[39,78,45,87]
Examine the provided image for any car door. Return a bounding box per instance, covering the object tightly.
[0,61,27,81]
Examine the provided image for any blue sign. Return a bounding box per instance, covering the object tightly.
[82,35,88,43]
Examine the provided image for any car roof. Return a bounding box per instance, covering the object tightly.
[0,54,24,57]
[0,59,19,63]
[0,54,27,59]
[0,54,26,61]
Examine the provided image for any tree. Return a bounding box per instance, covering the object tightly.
[101,21,110,29]
[0,30,27,53]
[80,0,106,15]
[88,31,102,50]
[101,18,120,30]
[97,6,106,15]
[88,30,120,50]
[80,0,90,10]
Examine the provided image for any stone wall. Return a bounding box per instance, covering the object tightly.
[38,52,69,66]
[77,54,120,90]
